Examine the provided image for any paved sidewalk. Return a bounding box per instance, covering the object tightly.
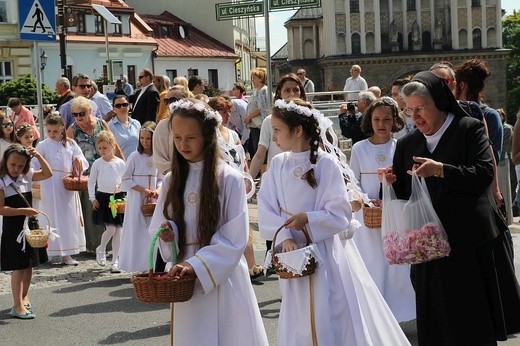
[0,203,266,295]
[2,203,520,295]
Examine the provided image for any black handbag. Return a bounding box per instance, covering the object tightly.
[28,216,40,230]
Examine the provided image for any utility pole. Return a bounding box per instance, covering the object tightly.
[57,0,67,77]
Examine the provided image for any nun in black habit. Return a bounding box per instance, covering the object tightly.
[383,71,520,345]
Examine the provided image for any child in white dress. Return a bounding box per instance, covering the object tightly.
[349,97,416,322]
[149,98,268,346]
[36,114,88,265]
[88,131,126,273]
[258,98,411,346]
[119,121,163,272]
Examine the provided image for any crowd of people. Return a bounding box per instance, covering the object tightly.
[0,60,520,346]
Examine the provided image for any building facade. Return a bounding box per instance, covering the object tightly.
[277,0,508,107]
[140,11,237,92]
[0,0,157,89]
[126,0,259,85]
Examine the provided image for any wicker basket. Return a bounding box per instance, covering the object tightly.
[25,211,51,248]
[271,225,317,279]
[363,205,382,229]
[63,175,88,191]
[132,227,195,303]
[141,196,156,217]
[116,200,126,214]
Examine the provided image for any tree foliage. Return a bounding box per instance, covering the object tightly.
[0,75,59,106]
[503,10,520,118]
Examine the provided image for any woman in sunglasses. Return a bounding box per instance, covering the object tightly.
[108,95,140,160]
[65,96,124,252]
[0,111,15,158]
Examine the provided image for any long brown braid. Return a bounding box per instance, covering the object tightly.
[303,121,320,188]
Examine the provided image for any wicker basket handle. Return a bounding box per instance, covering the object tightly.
[142,194,154,205]
[148,227,177,278]
[36,210,51,227]
[271,224,311,257]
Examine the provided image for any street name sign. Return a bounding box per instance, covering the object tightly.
[269,0,321,11]
[19,0,56,41]
[216,1,264,21]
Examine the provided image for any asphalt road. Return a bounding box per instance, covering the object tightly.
[1,225,520,345]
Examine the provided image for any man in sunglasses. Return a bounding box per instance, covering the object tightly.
[128,68,160,125]
[58,73,102,128]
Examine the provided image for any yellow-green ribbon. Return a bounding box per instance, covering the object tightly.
[108,195,126,217]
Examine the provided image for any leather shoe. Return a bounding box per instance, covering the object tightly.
[9,307,35,319]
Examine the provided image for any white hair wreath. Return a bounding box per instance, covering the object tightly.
[273,99,322,121]
[169,99,222,124]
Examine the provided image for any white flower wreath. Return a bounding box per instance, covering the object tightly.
[169,99,222,124]
[273,99,322,121]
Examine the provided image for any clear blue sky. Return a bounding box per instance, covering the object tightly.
[258,1,520,53]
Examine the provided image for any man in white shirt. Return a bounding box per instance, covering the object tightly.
[297,68,315,101]
[343,64,368,101]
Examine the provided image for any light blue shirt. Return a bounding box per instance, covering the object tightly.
[108,116,141,160]
[91,91,113,116]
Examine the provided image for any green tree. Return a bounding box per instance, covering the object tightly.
[503,10,520,119]
[0,75,59,105]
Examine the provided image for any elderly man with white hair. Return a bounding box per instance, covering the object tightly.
[343,64,368,101]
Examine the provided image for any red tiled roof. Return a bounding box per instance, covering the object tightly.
[140,11,237,59]
[57,1,155,46]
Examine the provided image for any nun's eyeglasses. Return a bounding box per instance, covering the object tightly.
[405,103,431,116]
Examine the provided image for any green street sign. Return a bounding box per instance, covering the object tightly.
[216,2,264,21]
[269,0,321,10]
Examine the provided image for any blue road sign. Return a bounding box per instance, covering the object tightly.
[19,0,56,41]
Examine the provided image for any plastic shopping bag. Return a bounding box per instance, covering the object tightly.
[381,171,451,265]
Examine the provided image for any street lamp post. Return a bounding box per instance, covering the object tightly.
[40,50,48,83]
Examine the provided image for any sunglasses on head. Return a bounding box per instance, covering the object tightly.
[164,97,179,105]
[72,111,86,117]
[138,75,146,79]
[2,122,13,128]
[76,84,91,89]
[114,103,129,109]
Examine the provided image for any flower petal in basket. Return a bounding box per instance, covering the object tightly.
[273,244,321,276]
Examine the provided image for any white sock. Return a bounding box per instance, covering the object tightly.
[98,225,116,253]
[111,227,122,264]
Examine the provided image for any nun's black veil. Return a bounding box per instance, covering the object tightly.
[412,71,469,118]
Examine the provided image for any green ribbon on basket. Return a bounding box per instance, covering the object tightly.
[149,227,177,271]
[108,195,127,218]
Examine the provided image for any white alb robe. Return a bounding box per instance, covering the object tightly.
[119,151,163,272]
[149,161,268,346]
[35,138,88,256]
[349,138,416,322]
[258,149,411,346]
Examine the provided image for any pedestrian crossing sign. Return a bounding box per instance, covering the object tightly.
[18,0,56,41]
